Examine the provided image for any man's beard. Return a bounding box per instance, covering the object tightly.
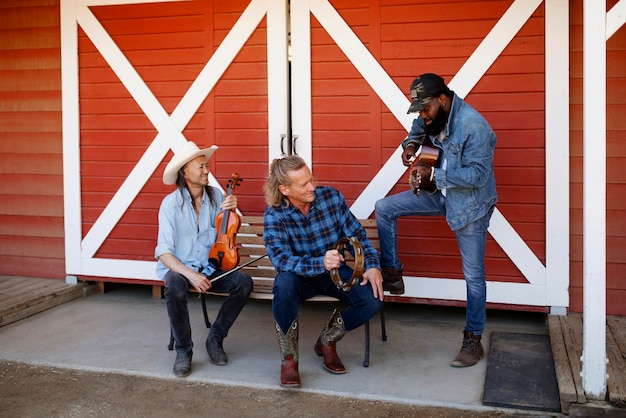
[424,106,448,137]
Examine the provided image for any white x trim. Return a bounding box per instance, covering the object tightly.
[62,0,267,278]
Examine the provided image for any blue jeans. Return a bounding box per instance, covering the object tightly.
[163,269,253,355]
[272,266,383,334]
[375,189,493,334]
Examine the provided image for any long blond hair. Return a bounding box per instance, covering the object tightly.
[263,155,307,207]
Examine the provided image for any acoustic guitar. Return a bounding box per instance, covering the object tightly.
[408,136,440,196]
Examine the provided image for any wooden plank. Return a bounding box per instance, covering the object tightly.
[0,195,63,217]
[608,316,626,353]
[0,287,83,327]
[0,175,63,196]
[95,281,106,294]
[0,235,64,258]
[240,215,264,223]
[0,255,65,280]
[0,277,86,327]
[0,215,64,237]
[607,315,626,406]
[560,314,587,404]
[152,285,163,300]
[250,281,273,295]
[239,259,274,269]
[548,315,578,406]
[0,278,64,304]
[0,285,51,306]
[606,323,626,406]
[243,270,276,279]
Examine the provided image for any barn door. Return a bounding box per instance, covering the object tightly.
[62,0,293,280]
[62,0,570,312]
[289,0,570,311]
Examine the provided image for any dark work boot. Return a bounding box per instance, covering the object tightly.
[450,330,484,367]
[276,319,301,387]
[314,308,346,374]
[173,351,192,377]
[206,335,228,366]
[381,266,405,294]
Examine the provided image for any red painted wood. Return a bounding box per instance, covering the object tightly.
[0,215,63,237]
[0,236,63,258]
[0,256,65,280]
[0,1,64,278]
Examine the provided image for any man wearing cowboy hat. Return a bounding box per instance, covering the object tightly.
[155,141,253,377]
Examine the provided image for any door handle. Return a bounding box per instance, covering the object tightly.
[291,135,298,155]
[280,134,287,156]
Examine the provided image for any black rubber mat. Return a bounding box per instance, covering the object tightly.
[483,331,561,412]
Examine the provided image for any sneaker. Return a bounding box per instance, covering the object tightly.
[450,331,484,367]
[381,266,405,294]
[173,352,192,377]
[206,337,228,366]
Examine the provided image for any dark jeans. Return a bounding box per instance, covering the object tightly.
[163,269,253,355]
[272,266,383,333]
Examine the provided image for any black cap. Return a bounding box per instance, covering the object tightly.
[407,73,448,114]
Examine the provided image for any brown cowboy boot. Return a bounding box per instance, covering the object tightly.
[275,319,301,387]
[450,330,484,367]
[314,308,346,374]
[381,266,405,294]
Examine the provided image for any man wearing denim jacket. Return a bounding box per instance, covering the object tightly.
[375,73,498,367]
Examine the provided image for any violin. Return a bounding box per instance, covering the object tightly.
[208,173,242,271]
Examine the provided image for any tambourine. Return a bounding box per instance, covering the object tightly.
[329,237,365,291]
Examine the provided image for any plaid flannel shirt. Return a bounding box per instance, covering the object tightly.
[263,186,380,277]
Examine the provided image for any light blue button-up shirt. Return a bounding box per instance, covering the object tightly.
[155,186,223,279]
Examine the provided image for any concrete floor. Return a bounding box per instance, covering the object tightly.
[0,284,550,415]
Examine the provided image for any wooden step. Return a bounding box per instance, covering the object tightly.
[548,313,626,412]
[0,276,87,327]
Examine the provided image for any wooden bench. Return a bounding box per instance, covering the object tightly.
[169,215,387,367]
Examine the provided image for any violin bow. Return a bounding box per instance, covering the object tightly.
[209,254,268,283]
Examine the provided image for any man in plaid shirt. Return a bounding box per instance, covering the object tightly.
[263,155,384,387]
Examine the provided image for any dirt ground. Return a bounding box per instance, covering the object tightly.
[0,360,521,418]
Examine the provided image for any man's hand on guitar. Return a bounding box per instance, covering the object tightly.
[409,163,435,195]
[402,144,417,166]
[414,164,432,180]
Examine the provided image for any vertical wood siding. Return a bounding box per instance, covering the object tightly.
[0,0,65,279]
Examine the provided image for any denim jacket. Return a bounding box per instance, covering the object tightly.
[402,92,498,231]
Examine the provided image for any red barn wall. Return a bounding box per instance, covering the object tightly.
[0,0,65,279]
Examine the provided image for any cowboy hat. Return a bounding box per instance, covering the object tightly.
[162,141,218,185]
